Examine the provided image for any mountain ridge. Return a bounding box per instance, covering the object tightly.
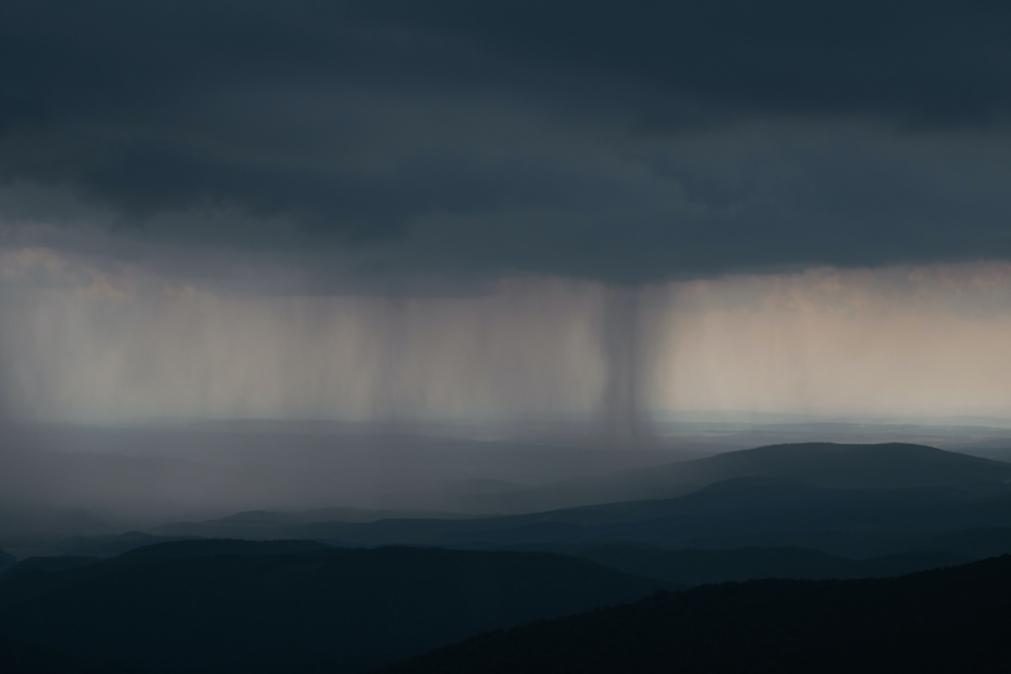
[0,540,662,674]
[487,441,1011,512]
[385,554,1011,674]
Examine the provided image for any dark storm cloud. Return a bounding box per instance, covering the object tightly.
[2,0,1011,283]
[360,0,1011,125]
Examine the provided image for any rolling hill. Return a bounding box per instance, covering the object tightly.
[306,476,1011,557]
[559,528,1011,586]
[386,554,1011,674]
[10,442,1011,605]
[0,540,660,674]
[93,443,1009,559]
[0,634,131,674]
[494,441,1011,511]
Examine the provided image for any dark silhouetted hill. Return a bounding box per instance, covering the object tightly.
[116,538,327,560]
[151,444,1006,558]
[3,555,98,579]
[11,532,193,560]
[0,540,660,674]
[386,555,1011,674]
[312,476,1011,557]
[564,544,862,585]
[45,444,996,563]
[0,634,134,674]
[500,442,1011,511]
[562,528,1011,586]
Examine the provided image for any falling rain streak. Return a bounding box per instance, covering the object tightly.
[4,249,1011,430]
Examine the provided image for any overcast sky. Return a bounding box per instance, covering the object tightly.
[2,1,1011,426]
